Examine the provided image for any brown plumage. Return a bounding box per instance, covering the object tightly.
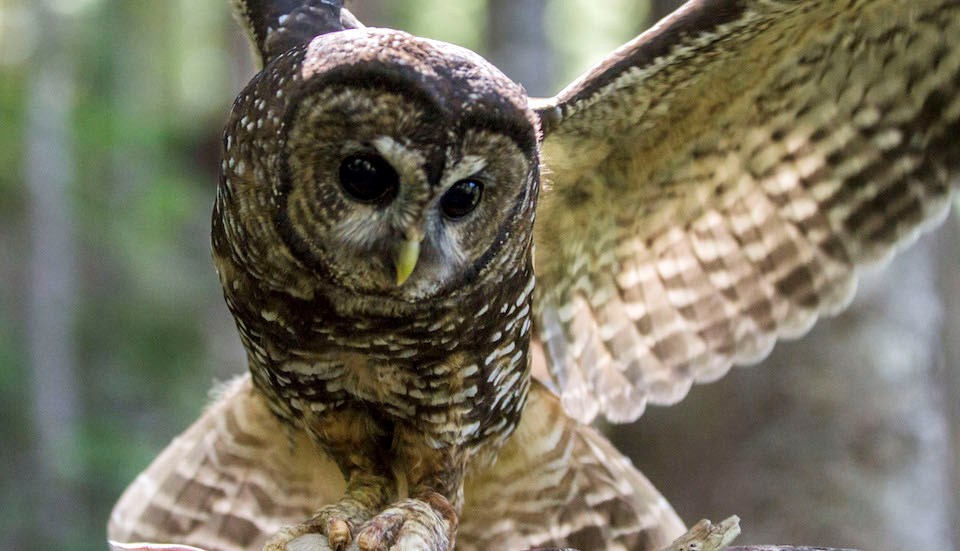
[534,0,960,423]
[108,376,684,550]
[110,1,960,550]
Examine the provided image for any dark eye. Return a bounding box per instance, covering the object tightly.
[338,154,399,204]
[440,179,484,219]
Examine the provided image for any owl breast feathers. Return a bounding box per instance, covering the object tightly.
[109,1,960,550]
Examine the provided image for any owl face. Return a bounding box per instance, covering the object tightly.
[265,30,541,302]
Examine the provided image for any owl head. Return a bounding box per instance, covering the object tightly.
[215,27,541,306]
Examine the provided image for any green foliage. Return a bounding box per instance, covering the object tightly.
[389,0,488,53]
[546,0,648,87]
[0,312,32,545]
[0,70,26,218]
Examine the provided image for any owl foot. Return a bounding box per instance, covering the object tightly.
[355,492,458,551]
[263,501,372,551]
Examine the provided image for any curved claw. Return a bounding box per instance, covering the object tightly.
[354,497,456,551]
[264,504,370,551]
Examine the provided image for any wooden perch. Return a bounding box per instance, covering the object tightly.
[110,517,861,551]
[728,548,862,551]
[658,516,742,551]
[654,517,861,551]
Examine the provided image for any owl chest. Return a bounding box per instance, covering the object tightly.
[255,301,534,446]
[277,351,480,417]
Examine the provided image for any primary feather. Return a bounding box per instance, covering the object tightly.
[533,0,960,423]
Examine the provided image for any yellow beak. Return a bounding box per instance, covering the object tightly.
[394,234,422,287]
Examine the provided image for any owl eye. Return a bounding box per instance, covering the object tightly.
[441,179,484,219]
[339,154,399,204]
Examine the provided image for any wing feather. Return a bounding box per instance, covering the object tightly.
[108,376,346,551]
[533,0,960,423]
[460,381,686,550]
[231,0,361,67]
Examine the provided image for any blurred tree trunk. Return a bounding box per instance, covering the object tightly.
[937,213,960,545]
[608,2,958,550]
[486,0,554,97]
[24,4,83,548]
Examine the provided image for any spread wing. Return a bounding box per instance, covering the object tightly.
[231,0,362,67]
[107,376,346,551]
[461,381,686,551]
[532,0,960,423]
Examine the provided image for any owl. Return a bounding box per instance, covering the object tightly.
[108,1,960,551]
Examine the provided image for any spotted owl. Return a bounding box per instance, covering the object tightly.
[108,1,960,550]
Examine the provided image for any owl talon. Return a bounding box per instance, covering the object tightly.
[356,511,403,550]
[264,502,371,551]
[326,518,352,549]
[355,496,456,551]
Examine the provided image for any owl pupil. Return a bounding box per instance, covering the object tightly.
[339,154,399,204]
[441,179,484,219]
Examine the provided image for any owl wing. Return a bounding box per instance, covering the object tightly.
[460,380,686,551]
[107,375,347,551]
[231,0,361,67]
[532,0,960,424]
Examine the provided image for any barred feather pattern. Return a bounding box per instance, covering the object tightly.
[108,377,345,551]
[459,380,685,551]
[107,377,684,551]
[533,0,960,423]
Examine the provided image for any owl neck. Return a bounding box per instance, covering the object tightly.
[229,258,534,343]
[215,234,536,357]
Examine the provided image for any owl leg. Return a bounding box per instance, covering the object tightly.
[264,409,395,551]
[263,472,392,551]
[354,492,458,551]
[354,428,465,551]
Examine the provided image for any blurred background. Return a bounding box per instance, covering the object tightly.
[0,1,957,550]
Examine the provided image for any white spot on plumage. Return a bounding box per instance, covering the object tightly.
[261,310,279,322]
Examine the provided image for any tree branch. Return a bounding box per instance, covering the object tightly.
[728,548,861,551]
[656,517,861,551]
[658,517,741,551]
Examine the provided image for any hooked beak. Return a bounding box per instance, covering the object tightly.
[394,229,424,287]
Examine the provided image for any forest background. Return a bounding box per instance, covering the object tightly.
[0,1,958,550]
